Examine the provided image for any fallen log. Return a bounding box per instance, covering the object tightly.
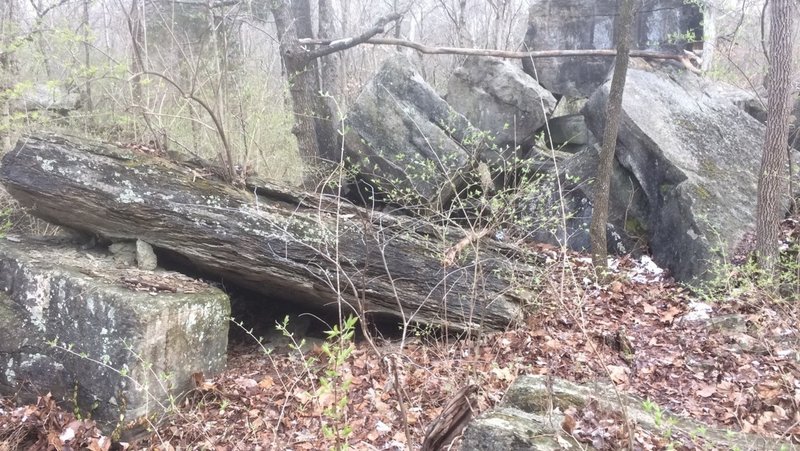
[0,133,541,330]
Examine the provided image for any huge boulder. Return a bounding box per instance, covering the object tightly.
[462,375,785,450]
[344,56,476,208]
[583,62,775,282]
[0,236,230,431]
[522,0,703,97]
[446,57,557,150]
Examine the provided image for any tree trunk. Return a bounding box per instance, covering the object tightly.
[272,0,339,168]
[0,0,17,151]
[82,0,94,123]
[0,133,535,331]
[318,0,340,98]
[126,0,145,141]
[589,0,635,276]
[756,0,795,276]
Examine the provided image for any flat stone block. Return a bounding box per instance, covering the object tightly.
[0,236,230,431]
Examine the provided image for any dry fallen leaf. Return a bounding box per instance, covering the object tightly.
[561,413,577,434]
[607,365,629,385]
[258,376,274,389]
[697,384,716,398]
[660,306,682,324]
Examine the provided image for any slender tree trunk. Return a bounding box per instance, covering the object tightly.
[589,0,635,277]
[318,0,340,97]
[756,0,795,276]
[127,0,145,140]
[34,0,53,79]
[206,0,228,163]
[82,0,94,125]
[0,0,18,150]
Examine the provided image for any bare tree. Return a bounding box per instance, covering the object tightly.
[269,1,401,170]
[271,0,340,168]
[589,0,636,276]
[756,0,796,276]
[0,0,17,150]
[82,0,95,121]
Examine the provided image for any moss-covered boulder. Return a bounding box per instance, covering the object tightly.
[582,63,798,282]
[446,56,556,150]
[0,236,230,432]
[343,55,475,208]
[463,375,790,450]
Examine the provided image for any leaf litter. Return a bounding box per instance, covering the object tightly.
[1,233,799,450]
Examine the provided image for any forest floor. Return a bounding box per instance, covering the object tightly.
[1,223,799,450]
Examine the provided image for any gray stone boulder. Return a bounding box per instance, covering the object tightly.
[446,57,557,149]
[583,63,774,282]
[529,144,649,256]
[0,236,230,431]
[462,375,785,450]
[543,114,591,150]
[344,55,476,208]
[522,0,703,97]
[10,84,82,114]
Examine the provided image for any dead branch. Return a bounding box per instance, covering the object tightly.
[304,13,403,60]
[298,36,698,65]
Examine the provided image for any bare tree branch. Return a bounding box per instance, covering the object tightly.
[134,71,235,181]
[31,0,73,20]
[299,36,701,66]
[162,0,240,7]
[303,12,402,60]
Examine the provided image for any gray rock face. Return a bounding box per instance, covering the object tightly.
[530,144,649,256]
[10,84,82,113]
[447,57,557,149]
[522,0,702,97]
[462,375,784,450]
[136,239,158,270]
[544,114,591,149]
[344,56,474,207]
[109,241,136,266]
[0,237,230,431]
[724,90,799,152]
[583,65,771,282]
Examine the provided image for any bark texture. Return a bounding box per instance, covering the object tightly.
[0,133,537,331]
[756,0,795,275]
[272,0,339,166]
[589,0,635,275]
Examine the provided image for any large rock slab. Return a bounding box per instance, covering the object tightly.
[583,64,772,282]
[344,56,476,208]
[0,236,230,431]
[462,375,786,450]
[522,0,703,97]
[0,133,529,331]
[446,57,557,150]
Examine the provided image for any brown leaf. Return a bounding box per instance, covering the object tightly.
[660,306,682,323]
[561,413,577,434]
[697,384,716,398]
[258,376,274,389]
[607,365,629,384]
